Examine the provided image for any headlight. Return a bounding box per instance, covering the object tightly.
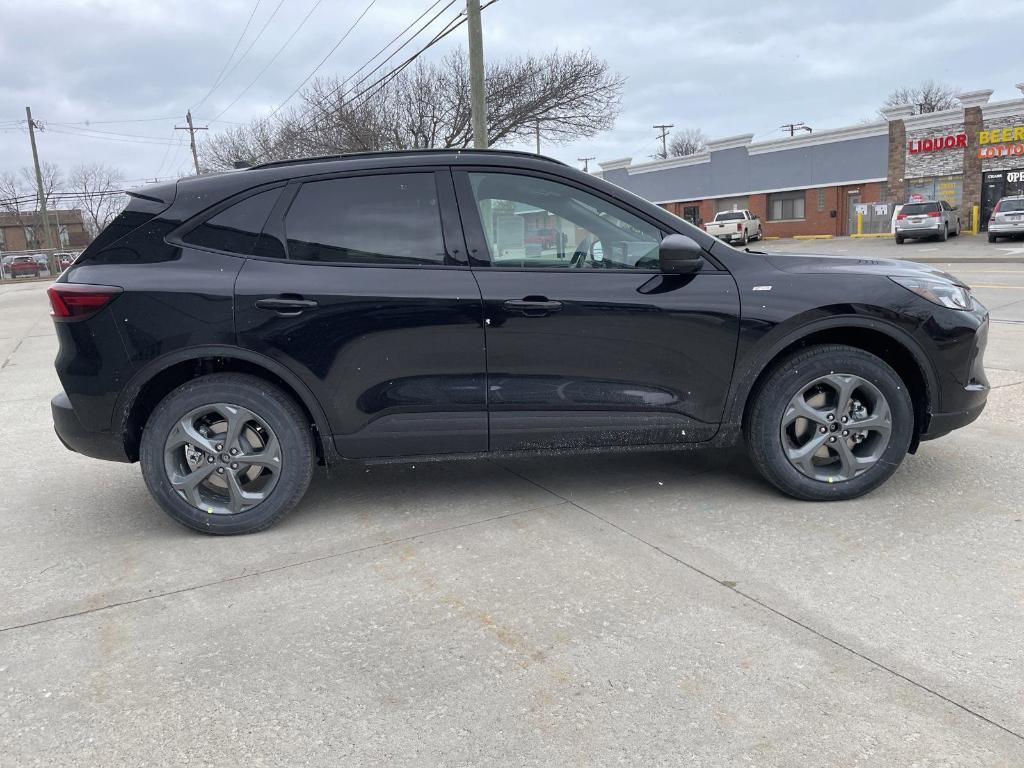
[889,276,972,310]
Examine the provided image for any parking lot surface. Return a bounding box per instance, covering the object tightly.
[2,241,1024,766]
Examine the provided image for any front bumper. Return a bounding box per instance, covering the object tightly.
[52,391,131,462]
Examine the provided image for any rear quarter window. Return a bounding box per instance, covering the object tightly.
[183,188,282,256]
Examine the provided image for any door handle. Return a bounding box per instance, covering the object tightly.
[254,297,319,316]
[503,298,563,317]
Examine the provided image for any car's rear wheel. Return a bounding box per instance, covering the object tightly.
[140,373,314,534]
[988,232,997,243]
[745,344,913,501]
[895,235,905,244]
[939,223,948,242]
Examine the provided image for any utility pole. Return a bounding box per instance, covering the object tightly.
[653,123,674,158]
[25,107,55,251]
[780,122,813,137]
[466,0,488,149]
[578,156,595,173]
[175,110,208,175]
[535,119,541,155]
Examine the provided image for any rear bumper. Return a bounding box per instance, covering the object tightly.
[988,223,1024,235]
[896,225,942,238]
[52,391,131,463]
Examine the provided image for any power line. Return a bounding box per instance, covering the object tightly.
[332,0,448,100]
[206,0,288,109]
[45,124,182,143]
[267,0,378,119]
[251,0,499,163]
[192,0,265,112]
[289,0,456,128]
[45,127,180,147]
[345,3,484,104]
[212,0,352,122]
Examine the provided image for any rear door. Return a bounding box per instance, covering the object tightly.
[234,168,488,459]
[454,168,740,451]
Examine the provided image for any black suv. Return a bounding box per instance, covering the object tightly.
[50,150,989,534]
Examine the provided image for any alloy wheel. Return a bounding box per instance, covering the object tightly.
[780,373,892,483]
[163,403,282,514]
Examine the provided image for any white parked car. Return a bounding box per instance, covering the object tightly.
[704,209,762,245]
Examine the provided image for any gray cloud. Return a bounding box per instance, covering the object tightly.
[0,0,1020,186]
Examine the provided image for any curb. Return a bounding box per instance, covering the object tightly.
[792,235,834,240]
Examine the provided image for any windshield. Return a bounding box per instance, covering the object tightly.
[715,212,745,221]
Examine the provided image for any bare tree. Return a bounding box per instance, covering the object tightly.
[882,80,959,115]
[201,48,625,169]
[67,164,124,238]
[665,128,707,158]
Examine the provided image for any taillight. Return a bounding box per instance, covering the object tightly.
[927,211,941,217]
[736,223,742,231]
[993,201,1002,214]
[896,214,907,220]
[48,283,122,320]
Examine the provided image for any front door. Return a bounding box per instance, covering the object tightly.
[454,169,740,451]
[235,169,487,459]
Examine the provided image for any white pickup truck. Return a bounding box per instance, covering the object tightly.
[704,209,762,245]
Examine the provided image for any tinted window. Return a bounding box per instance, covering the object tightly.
[1000,199,1024,212]
[184,188,281,255]
[284,174,445,265]
[901,203,940,215]
[468,172,662,270]
[715,212,745,221]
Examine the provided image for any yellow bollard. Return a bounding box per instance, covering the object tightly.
[857,212,863,236]
[972,205,980,235]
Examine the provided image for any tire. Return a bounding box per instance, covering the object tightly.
[739,232,748,246]
[988,233,997,243]
[140,373,314,535]
[895,235,904,245]
[745,344,914,502]
[756,226,763,241]
[939,223,948,242]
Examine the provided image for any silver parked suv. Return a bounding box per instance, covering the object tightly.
[895,200,961,244]
[988,196,1024,243]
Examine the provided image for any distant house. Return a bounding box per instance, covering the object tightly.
[0,209,91,252]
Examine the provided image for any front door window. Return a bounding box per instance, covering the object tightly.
[467,172,662,270]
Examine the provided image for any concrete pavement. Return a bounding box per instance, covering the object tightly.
[1,269,1023,766]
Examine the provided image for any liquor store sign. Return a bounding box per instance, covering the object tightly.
[978,125,1024,159]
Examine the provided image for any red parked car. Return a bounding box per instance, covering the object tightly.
[9,256,41,278]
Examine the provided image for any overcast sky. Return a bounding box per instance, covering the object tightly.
[1,0,1021,189]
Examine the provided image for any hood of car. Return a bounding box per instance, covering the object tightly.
[763,251,965,286]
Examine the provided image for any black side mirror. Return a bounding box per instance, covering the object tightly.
[659,234,705,274]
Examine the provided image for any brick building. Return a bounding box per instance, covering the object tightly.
[0,209,91,253]
[596,86,1024,238]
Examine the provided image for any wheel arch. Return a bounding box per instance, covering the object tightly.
[115,346,336,464]
[733,319,937,452]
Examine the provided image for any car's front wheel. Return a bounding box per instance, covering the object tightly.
[745,344,913,501]
[140,373,314,534]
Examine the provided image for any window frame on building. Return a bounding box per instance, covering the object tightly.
[768,190,807,222]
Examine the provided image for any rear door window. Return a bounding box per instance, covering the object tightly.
[283,173,446,265]
[184,188,282,255]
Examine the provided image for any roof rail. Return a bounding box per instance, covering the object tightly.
[249,148,568,170]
